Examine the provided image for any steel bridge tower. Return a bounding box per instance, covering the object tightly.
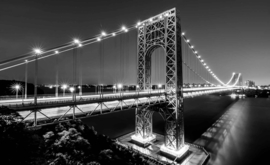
[132,8,189,157]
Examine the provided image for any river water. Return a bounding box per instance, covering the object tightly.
[82,95,270,165]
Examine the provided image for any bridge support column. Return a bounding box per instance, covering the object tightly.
[34,110,37,126]
[131,108,156,146]
[136,8,189,158]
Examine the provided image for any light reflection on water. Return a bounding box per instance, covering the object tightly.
[82,96,270,165]
[196,97,270,165]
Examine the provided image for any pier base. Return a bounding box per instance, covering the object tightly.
[160,144,190,159]
[131,134,156,147]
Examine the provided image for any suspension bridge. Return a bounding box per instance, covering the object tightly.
[0,8,243,162]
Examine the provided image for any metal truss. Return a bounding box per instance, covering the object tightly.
[18,94,166,127]
[135,108,154,139]
[136,8,185,151]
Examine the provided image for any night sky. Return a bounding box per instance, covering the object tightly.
[0,0,269,85]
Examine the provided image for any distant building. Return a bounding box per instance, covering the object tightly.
[245,80,255,87]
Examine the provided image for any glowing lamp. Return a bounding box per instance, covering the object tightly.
[15,85,20,90]
[33,48,42,55]
[117,84,123,89]
[101,31,107,36]
[121,26,126,31]
[69,87,75,92]
[62,84,68,89]
[73,39,80,44]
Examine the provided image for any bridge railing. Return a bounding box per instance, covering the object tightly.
[3,91,166,110]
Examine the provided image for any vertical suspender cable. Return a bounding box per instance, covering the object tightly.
[79,48,83,96]
[55,54,58,97]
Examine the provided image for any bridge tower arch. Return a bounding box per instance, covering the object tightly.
[134,8,189,155]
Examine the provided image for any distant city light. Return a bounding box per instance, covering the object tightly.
[181,32,185,36]
[112,33,116,36]
[97,37,101,41]
[55,50,59,54]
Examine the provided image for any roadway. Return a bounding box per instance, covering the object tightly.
[0,86,237,106]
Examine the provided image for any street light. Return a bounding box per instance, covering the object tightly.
[69,87,75,93]
[33,48,42,106]
[13,84,21,99]
[69,87,75,102]
[99,84,104,98]
[62,84,68,96]
[24,60,28,99]
[117,84,122,96]
[113,85,116,93]
[136,85,140,95]
[158,84,162,93]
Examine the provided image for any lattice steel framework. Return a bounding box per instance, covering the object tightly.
[136,8,185,151]
[135,108,154,138]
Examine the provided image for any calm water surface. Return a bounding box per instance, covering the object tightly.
[82,95,270,164]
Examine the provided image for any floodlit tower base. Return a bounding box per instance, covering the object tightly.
[131,134,156,147]
[160,144,189,159]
